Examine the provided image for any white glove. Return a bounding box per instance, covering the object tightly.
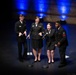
[23,31,27,36]
[39,32,42,36]
[19,32,22,37]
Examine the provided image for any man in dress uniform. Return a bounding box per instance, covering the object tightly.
[55,21,68,68]
[15,14,27,62]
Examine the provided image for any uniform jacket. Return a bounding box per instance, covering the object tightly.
[29,23,44,39]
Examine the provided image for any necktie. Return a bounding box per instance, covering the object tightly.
[49,30,51,34]
[21,21,23,24]
[36,24,37,27]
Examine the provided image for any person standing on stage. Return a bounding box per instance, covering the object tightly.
[15,14,27,62]
[27,16,44,62]
[43,23,55,64]
[55,21,68,68]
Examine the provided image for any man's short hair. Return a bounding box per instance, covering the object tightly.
[47,23,52,26]
[56,21,61,24]
[19,14,24,17]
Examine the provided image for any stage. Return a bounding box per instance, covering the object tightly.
[0,21,76,75]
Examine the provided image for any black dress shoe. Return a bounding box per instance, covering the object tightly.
[23,57,27,61]
[58,64,67,68]
[19,58,24,62]
[34,60,37,62]
[34,59,37,62]
[48,62,51,64]
[60,61,67,64]
[48,61,51,64]
[38,58,41,62]
[51,60,54,64]
[51,62,54,64]
[38,59,41,62]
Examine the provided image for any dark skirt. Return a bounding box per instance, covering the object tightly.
[32,39,43,50]
[46,41,55,50]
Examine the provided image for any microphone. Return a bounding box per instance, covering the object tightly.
[42,32,48,39]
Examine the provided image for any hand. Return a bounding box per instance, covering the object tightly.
[58,42,60,46]
[19,32,22,37]
[23,31,27,36]
[42,36,45,39]
[39,32,42,36]
[55,44,57,47]
[27,35,30,39]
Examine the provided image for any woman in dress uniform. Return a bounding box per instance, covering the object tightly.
[44,23,55,64]
[27,16,44,62]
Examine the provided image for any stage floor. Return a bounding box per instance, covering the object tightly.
[0,22,76,75]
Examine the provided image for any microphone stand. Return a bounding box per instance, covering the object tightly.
[26,36,34,68]
[42,33,49,69]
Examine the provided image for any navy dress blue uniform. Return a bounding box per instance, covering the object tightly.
[15,21,27,61]
[44,29,55,50]
[55,26,68,66]
[29,23,44,50]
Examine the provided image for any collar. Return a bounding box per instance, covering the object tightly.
[20,20,23,24]
[58,26,61,30]
[48,29,51,32]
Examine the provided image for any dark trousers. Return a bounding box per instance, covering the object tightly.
[18,41,27,59]
[59,46,66,64]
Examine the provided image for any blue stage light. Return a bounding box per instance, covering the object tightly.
[15,0,28,10]
[61,6,66,14]
[34,0,47,18]
[57,0,71,20]
[61,15,67,20]
[17,11,26,15]
[15,0,29,15]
